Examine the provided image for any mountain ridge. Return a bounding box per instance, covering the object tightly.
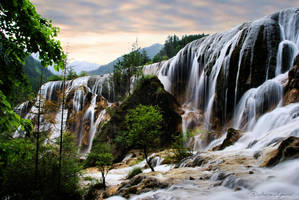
[88,43,163,75]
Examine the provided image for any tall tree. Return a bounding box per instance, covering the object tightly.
[87,142,114,189]
[112,41,149,100]
[34,67,44,190]
[58,57,67,192]
[153,33,208,62]
[0,0,65,134]
[124,104,163,172]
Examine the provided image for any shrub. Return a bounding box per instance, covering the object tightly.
[127,167,142,179]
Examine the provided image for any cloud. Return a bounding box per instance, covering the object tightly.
[31,0,298,65]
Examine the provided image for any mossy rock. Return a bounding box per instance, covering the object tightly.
[92,76,182,162]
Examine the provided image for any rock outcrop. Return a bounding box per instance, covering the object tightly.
[96,76,182,161]
[214,128,243,150]
[261,136,299,167]
[284,54,299,105]
[116,175,168,198]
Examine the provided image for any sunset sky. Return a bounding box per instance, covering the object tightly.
[31,0,298,66]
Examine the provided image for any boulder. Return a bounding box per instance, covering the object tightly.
[261,136,299,167]
[214,128,243,150]
[117,175,168,198]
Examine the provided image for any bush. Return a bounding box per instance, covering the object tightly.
[48,75,63,81]
[127,167,142,179]
[170,132,193,163]
[0,133,83,200]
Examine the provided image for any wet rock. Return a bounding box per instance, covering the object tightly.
[150,156,162,168]
[211,172,227,181]
[221,174,249,189]
[117,175,169,198]
[261,136,299,167]
[191,155,205,167]
[253,151,261,159]
[84,182,105,200]
[177,153,204,168]
[284,54,299,105]
[213,181,222,187]
[214,128,243,150]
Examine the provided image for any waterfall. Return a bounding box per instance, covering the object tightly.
[233,8,298,132]
[140,8,299,152]
[20,74,113,153]
[17,8,298,159]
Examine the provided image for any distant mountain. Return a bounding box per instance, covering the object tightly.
[88,43,163,75]
[24,56,54,93]
[68,61,100,74]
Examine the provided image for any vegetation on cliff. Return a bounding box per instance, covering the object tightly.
[153,34,208,62]
[89,76,182,163]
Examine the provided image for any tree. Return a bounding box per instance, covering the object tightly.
[170,131,193,162]
[58,58,67,192]
[152,33,208,62]
[66,67,78,80]
[0,0,65,134]
[0,133,82,200]
[87,143,113,189]
[125,105,163,172]
[112,41,150,100]
[79,71,89,77]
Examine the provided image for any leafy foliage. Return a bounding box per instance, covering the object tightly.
[0,0,65,136]
[112,42,149,101]
[0,0,65,69]
[66,67,79,80]
[86,142,113,189]
[0,133,83,200]
[0,89,32,138]
[124,105,163,148]
[24,56,54,93]
[48,69,88,82]
[48,74,64,82]
[122,104,163,171]
[170,132,193,162]
[96,76,181,162]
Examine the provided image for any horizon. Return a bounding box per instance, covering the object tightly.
[31,0,298,67]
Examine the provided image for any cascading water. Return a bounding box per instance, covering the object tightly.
[116,9,298,199]
[154,8,298,138]
[19,74,115,153]
[233,8,298,132]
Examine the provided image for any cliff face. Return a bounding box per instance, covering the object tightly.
[149,8,299,131]
[96,76,182,161]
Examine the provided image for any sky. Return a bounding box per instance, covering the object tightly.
[31,0,298,66]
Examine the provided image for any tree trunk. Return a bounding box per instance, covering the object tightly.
[58,61,67,192]
[34,68,43,190]
[144,148,154,172]
[101,170,106,190]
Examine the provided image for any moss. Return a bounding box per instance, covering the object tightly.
[127,167,142,179]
